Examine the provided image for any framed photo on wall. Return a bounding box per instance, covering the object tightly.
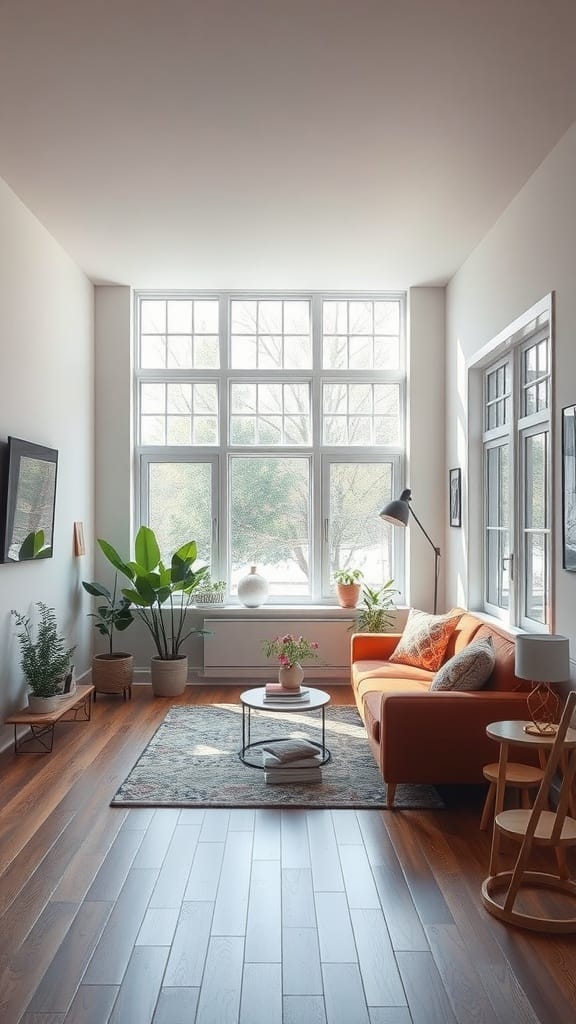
[562,404,576,571]
[449,467,461,528]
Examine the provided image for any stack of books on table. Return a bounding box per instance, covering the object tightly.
[261,739,322,784]
[262,682,311,704]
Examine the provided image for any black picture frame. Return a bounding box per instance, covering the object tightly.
[562,404,576,571]
[2,437,58,562]
[449,467,461,528]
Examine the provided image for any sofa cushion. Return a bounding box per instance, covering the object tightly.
[431,635,495,691]
[474,623,528,691]
[389,608,462,672]
[443,611,484,659]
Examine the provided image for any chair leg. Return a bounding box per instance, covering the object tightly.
[480,783,496,831]
[555,847,570,880]
[489,822,502,877]
[386,783,397,808]
[520,788,531,809]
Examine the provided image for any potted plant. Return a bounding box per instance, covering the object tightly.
[333,568,364,608]
[351,580,398,633]
[82,567,134,698]
[99,525,209,697]
[262,633,320,689]
[194,577,227,605]
[11,602,76,713]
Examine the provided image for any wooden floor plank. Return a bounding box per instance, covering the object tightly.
[307,810,344,893]
[108,946,169,1024]
[136,907,180,947]
[61,985,118,1024]
[331,809,363,845]
[82,869,158,985]
[281,809,311,869]
[396,950,458,1024]
[194,936,244,1024]
[239,962,282,1024]
[424,923,502,1024]
[211,829,253,936]
[27,900,113,1014]
[322,962,371,1024]
[184,842,224,901]
[350,907,406,1007]
[245,858,281,962]
[384,814,455,926]
[198,808,230,843]
[368,1010,412,1024]
[163,901,213,987]
[314,891,357,963]
[253,807,281,860]
[148,824,201,909]
[282,868,316,928]
[283,995,327,1024]
[282,927,323,996]
[130,810,180,871]
[85,828,145,902]
[338,844,381,909]
[152,987,200,1024]
[371,865,429,952]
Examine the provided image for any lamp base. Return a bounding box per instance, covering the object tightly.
[526,681,560,737]
[523,721,558,736]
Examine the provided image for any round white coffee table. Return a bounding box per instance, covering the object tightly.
[239,686,331,769]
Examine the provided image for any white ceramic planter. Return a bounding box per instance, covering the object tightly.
[238,565,269,607]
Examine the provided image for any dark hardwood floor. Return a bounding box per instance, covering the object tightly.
[0,684,575,1023]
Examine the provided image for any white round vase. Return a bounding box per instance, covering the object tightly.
[238,565,269,607]
[278,662,304,690]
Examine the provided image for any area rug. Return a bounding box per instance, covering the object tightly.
[111,704,444,810]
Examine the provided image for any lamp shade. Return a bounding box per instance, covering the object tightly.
[515,633,570,683]
[379,488,411,527]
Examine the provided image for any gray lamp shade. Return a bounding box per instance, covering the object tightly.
[379,488,411,527]
[515,633,570,683]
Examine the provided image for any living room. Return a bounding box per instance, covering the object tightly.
[2,2,576,1022]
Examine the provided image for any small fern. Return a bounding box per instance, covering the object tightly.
[11,603,76,697]
[350,580,398,633]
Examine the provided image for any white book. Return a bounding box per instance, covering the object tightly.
[264,769,322,784]
[262,752,321,769]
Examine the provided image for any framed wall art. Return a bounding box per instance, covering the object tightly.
[449,467,461,528]
[562,404,576,571]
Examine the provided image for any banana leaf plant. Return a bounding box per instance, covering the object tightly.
[81,574,134,656]
[98,526,209,660]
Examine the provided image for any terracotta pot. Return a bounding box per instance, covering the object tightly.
[150,655,188,696]
[92,653,134,697]
[336,582,361,608]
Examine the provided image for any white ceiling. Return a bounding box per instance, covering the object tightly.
[2,0,576,290]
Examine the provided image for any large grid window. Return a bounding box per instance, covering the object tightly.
[482,327,551,629]
[136,292,405,601]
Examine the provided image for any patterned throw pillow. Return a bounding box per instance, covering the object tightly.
[430,635,496,691]
[389,608,463,672]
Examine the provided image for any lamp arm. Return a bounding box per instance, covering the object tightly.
[408,506,441,615]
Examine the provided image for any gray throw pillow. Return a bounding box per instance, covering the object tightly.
[430,635,495,691]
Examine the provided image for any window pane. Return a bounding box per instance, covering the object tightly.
[525,533,546,623]
[322,383,400,445]
[230,382,311,445]
[525,433,547,529]
[229,456,310,596]
[329,462,394,586]
[167,300,193,333]
[141,300,166,334]
[323,299,401,369]
[139,382,218,446]
[148,462,212,566]
[230,299,311,368]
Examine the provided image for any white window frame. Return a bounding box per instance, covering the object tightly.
[135,290,406,604]
[468,295,553,632]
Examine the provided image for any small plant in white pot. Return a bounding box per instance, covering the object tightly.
[194,577,227,605]
[333,568,364,608]
[82,566,135,699]
[11,603,76,713]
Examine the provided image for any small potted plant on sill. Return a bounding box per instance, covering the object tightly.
[194,577,227,606]
[82,566,135,699]
[11,602,76,713]
[99,526,210,697]
[350,580,398,633]
[333,568,364,608]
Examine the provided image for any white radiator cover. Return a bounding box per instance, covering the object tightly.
[202,618,352,679]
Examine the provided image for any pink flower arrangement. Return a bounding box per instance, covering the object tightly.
[263,633,320,668]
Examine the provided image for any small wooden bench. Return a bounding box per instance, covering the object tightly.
[5,683,95,753]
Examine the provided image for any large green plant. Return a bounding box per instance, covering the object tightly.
[11,602,76,697]
[82,574,134,656]
[99,527,209,660]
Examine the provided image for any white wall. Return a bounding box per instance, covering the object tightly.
[0,176,94,744]
[445,119,576,658]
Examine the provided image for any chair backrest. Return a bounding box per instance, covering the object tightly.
[526,690,576,845]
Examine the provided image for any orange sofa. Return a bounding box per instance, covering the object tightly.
[351,612,533,806]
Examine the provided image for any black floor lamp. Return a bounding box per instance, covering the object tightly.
[379,488,441,614]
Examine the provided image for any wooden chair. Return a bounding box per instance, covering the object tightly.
[481,689,576,932]
[479,762,545,831]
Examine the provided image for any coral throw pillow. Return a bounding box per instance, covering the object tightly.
[430,636,496,691]
[389,608,463,672]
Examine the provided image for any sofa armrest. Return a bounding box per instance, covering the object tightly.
[351,632,402,662]
[379,689,533,784]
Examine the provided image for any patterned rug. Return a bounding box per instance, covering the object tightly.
[111,703,445,810]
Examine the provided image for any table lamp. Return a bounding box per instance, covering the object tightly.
[379,488,441,614]
[514,633,570,735]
